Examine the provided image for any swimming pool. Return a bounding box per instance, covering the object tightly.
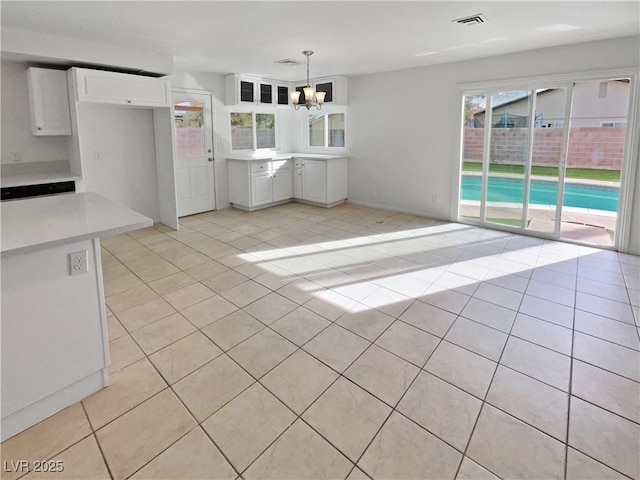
[460,175,619,212]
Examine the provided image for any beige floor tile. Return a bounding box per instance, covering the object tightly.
[106,311,127,341]
[510,313,573,355]
[473,282,524,311]
[163,282,215,310]
[23,435,109,480]
[500,336,571,391]
[569,397,639,479]
[96,389,196,479]
[445,317,507,362]
[184,259,229,281]
[486,365,568,441]
[573,332,640,382]
[0,404,91,480]
[303,377,392,461]
[336,308,395,341]
[173,355,254,422]
[276,278,323,304]
[467,404,565,480]
[108,334,145,374]
[129,427,235,479]
[105,284,158,315]
[242,292,298,325]
[270,307,331,346]
[148,272,197,296]
[419,285,471,314]
[201,269,249,293]
[456,457,500,480]
[459,298,516,333]
[361,286,413,317]
[126,256,181,283]
[359,412,461,479]
[399,300,457,337]
[574,310,640,350]
[201,310,265,351]
[115,297,176,332]
[244,420,352,479]
[519,295,575,328]
[576,292,636,324]
[227,328,298,378]
[526,279,576,307]
[202,383,295,472]
[219,280,271,308]
[375,320,440,366]
[83,358,166,429]
[182,295,239,328]
[572,360,640,423]
[424,341,497,399]
[566,447,629,480]
[131,313,196,354]
[261,349,338,414]
[103,270,144,297]
[346,467,371,480]
[345,345,419,406]
[398,371,482,451]
[304,289,358,321]
[303,323,371,373]
[149,331,223,384]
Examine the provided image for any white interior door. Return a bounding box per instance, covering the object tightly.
[173,91,216,216]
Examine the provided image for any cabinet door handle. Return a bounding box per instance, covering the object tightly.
[208,157,214,162]
[126,100,132,104]
[37,127,43,131]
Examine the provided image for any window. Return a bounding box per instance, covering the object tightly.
[230,112,276,151]
[601,121,626,127]
[174,100,206,157]
[306,112,345,149]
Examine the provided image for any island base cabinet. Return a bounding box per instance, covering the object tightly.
[1,238,109,441]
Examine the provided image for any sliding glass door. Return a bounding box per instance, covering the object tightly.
[460,78,632,248]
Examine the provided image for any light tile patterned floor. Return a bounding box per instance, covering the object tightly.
[2,202,640,480]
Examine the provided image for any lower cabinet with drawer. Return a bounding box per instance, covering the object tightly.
[228,159,293,210]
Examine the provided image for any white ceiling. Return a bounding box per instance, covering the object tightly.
[1,1,639,80]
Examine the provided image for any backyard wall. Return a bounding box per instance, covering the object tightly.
[463,127,626,169]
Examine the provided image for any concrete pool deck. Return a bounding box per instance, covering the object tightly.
[459,201,615,247]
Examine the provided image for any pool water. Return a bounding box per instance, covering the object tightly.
[461,175,619,212]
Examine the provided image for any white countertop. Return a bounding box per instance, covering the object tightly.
[226,152,348,161]
[1,192,153,256]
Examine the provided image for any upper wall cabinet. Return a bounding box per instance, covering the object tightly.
[27,67,72,136]
[71,68,170,107]
[225,74,283,106]
[293,76,348,106]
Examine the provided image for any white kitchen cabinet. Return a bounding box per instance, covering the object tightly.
[295,156,348,206]
[301,159,327,202]
[225,74,275,106]
[293,76,348,106]
[27,68,72,136]
[229,159,292,210]
[72,68,170,107]
[250,171,273,206]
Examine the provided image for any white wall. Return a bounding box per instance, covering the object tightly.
[1,61,70,164]
[77,105,160,221]
[347,36,640,253]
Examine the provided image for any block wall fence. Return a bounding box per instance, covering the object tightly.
[463,127,626,170]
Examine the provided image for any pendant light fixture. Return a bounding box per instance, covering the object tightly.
[291,50,325,110]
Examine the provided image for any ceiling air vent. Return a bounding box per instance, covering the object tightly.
[453,13,487,26]
[274,58,303,66]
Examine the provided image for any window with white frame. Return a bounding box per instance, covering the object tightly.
[601,121,627,127]
[306,112,345,148]
[230,112,276,151]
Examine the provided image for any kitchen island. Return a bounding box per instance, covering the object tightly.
[1,192,152,441]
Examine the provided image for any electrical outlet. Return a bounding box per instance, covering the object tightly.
[69,250,88,276]
[432,194,439,204]
[93,151,101,161]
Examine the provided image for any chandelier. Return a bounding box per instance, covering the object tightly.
[291,50,325,110]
